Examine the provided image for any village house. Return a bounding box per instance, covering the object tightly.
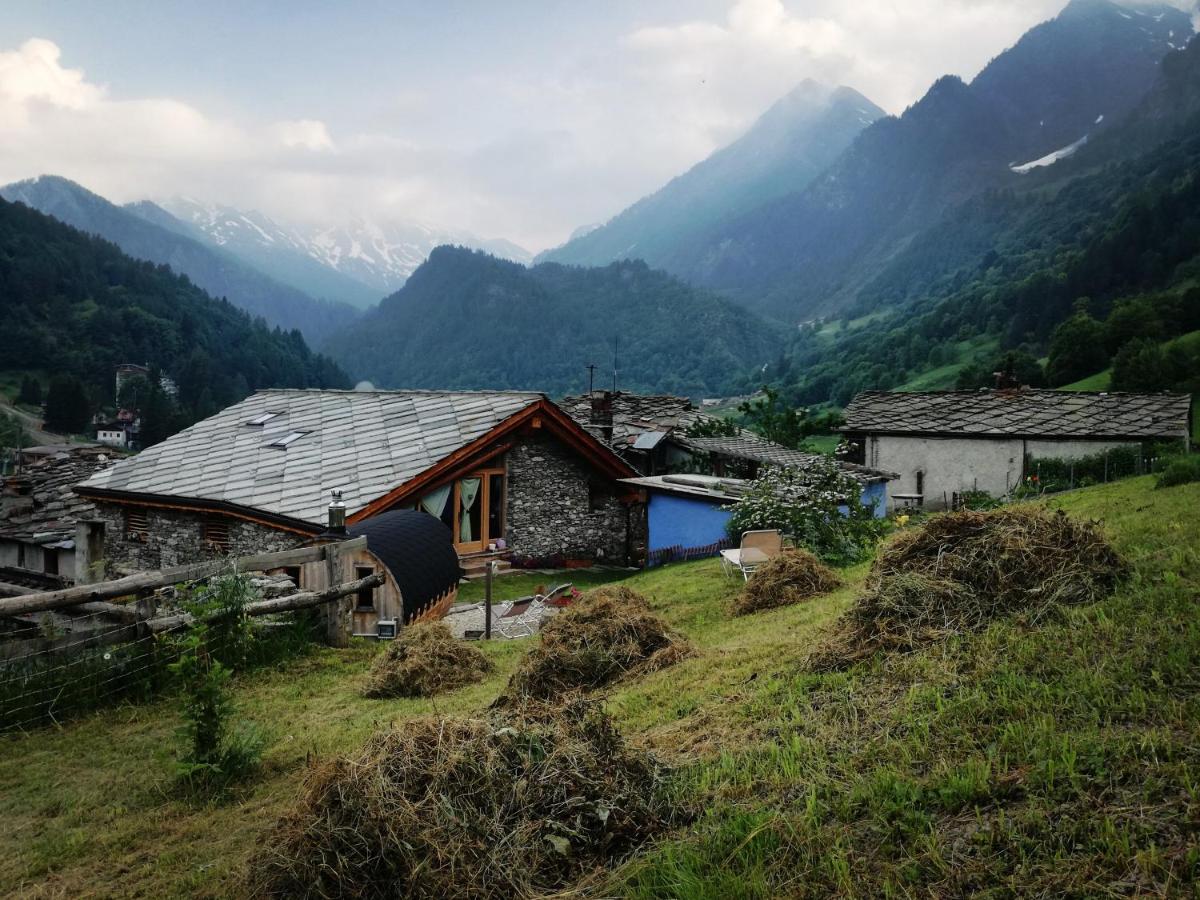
[841,389,1194,510]
[0,446,115,592]
[563,391,894,564]
[73,389,645,583]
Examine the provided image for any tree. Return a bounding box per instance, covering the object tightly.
[1045,301,1110,386]
[1111,338,1170,392]
[139,378,184,448]
[16,375,41,406]
[43,375,91,434]
[738,386,808,449]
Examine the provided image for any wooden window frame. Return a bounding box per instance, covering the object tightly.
[354,565,377,611]
[125,508,150,541]
[203,517,231,554]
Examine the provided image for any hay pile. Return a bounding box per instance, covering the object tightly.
[810,506,1126,671]
[499,585,692,702]
[245,699,674,899]
[363,621,494,699]
[731,549,841,616]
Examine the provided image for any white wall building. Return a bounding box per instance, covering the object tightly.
[842,389,1193,511]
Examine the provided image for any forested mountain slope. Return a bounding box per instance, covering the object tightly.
[323,246,781,397]
[0,176,361,344]
[651,0,1192,323]
[0,196,348,422]
[773,34,1200,407]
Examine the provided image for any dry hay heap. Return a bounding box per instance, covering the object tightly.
[731,549,841,616]
[810,506,1126,671]
[500,585,692,702]
[363,621,494,699]
[245,698,674,900]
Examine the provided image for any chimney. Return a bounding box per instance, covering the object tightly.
[590,390,614,444]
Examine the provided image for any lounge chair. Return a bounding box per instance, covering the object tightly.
[720,529,783,580]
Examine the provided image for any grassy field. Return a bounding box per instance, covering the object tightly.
[2,477,1199,896]
[895,335,1000,392]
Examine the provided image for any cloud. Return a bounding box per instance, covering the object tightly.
[0,2,1194,253]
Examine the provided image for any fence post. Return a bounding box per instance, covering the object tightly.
[484,561,493,641]
[323,543,350,648]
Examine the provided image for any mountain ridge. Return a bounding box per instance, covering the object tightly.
[0,176,361,345]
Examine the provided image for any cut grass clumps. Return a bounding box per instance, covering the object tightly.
[810,506,1126,671]
[499,585,693,702]
[246,698,675,900]
[731,549,841,617]
[362,621,493,699]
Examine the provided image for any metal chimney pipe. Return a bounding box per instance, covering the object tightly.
[328,489,347,536]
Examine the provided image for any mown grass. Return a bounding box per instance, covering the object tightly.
[610,478,1200,898]
[0,477,1197,896]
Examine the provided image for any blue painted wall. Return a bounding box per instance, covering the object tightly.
[647,493,732,558]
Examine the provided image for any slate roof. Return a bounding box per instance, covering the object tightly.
[348,509,462,623]
[843,390,1193,440]
[674,435,895,484]
[0,447,117,547]
[77,390,545,527]
[560,393,706,448]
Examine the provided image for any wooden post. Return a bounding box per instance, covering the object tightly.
[484,561,493,640]
[323,542,350,648]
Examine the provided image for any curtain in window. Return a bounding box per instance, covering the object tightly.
[419,484,452,519]
[459,477,481,542]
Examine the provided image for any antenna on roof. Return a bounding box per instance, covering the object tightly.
[586,363,597,396]
[612,336,619,394]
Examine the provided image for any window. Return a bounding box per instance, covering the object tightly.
[203,518,231,553]
[354,565,376,611]
[282,566,302,591]
[125,508,149,538]
[268,430,309,449]
[245,412,279,426]
[43,551,58,577]
[915,471,925,498]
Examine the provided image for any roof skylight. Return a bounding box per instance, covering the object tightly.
[246,412,280,426]
[268,430,310,449]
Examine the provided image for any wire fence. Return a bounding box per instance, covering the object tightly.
[0,609,321,734]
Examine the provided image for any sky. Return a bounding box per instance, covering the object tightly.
[0,0,1193,251]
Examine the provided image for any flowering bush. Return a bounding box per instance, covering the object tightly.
[725,458,887,565]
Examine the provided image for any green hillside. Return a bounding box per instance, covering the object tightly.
[2,477,1197,895]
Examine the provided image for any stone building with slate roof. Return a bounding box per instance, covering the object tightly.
[842,389,1193,510]
[0,446,117,591]
[75,390,643,578]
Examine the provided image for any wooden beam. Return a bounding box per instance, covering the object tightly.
[145,572,384,634]
[0,537,367,617]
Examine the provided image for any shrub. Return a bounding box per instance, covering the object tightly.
[1156,454,1200,488]
[731,550,841,616]
[726,458,887,565]
[246,699,676,899]
[498,586,692,703]
[363,622,493,699]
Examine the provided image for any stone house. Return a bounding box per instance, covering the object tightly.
[841,389,1193,510]
[74,390,644,580]
[0,446,115,591]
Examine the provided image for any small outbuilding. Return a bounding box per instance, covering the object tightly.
[344,510,463,635]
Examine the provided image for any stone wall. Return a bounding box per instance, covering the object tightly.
[91,502,303,575]
[505,433,643,566]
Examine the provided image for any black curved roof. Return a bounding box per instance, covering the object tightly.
[348,509,463,622]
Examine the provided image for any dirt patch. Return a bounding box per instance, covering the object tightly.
[362,621,494,699]
[497,585,693,703]
[245,698,675,900]
[810,506,1126,671]
[731,550,841,617]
